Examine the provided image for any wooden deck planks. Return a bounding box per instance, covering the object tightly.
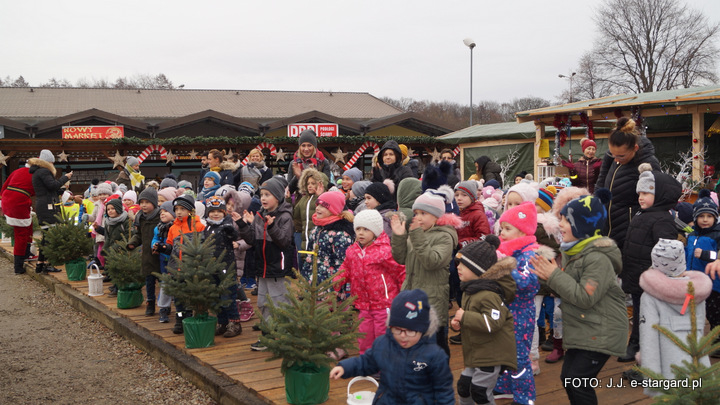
[19,253,700,405]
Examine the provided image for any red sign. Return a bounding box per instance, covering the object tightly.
[62,126,124,140]
[287,123,338,138]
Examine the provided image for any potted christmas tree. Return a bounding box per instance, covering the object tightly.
[38,213,93,281]
[260,247,361,405]
[104,235,145,309]
[157,232,235,348]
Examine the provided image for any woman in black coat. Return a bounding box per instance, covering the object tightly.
[595,117,661,251]
[29,149,73,273]
[371,140,413,191]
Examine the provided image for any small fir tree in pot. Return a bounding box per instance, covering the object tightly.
[38,213,93,280]
[260,247,362,405]
[104,234,145,308]
[156,232,235,348]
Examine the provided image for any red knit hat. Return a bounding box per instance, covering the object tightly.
[581,138,597,152]
[317,190,346,216]
[498,201,537,236]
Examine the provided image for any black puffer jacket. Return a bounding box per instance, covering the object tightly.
[470,156,503,188]
[28,158,70,225]
[621,170,681,295]
[236,201,294,279]
[371,140,413,188]
[595,136,661,250]
[204,215,240,269]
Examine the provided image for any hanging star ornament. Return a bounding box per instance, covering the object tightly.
[275,148,287,162]
[0,150,8,167]
[406,146,415,157]
[429,148,442,163]
[165,149,177,165]
[224,149,235,161]
[189,149,198,160]
[57,150,69,162]
[331,148,347,164]
[110,150,125,168]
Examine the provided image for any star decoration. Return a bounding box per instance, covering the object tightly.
[275,148,287,162]
[224,149,235,161]
[429,148,441,163]
[57,150,69,162]
[0,150,8,167]
[165,149,177,165]
[331,148,347,164]
[189,149,199,160]
[406,147,415,157]
[110,150,125,168]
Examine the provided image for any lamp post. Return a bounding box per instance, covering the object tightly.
[558,72,577,102]
[463,38,476,127]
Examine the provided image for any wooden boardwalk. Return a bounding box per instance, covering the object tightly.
[14,253,673,404]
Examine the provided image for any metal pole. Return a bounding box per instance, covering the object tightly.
[469,45,475,126]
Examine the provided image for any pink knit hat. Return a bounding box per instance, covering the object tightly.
[317,190,346,216]
[412,190,446,218]
[498,201,537,236]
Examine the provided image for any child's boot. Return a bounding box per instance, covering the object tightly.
[538,326,546,347]
[618,338,639,362]
[145,300,155,316]
[14,255,26,275]
[545,337,564,363]
[158,307,170,323]
[172,312,185,334]
[541,329,554,351]
[239,299,255,322]
[223,321,242,338]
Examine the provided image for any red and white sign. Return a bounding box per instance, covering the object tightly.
[287,123,338,138]
[62,126,124,140]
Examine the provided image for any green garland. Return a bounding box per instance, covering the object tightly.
[112,135,449,147]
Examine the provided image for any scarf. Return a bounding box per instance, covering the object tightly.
[106,211,128,226]
[562,234,602,256]
[125,164,145,190]
[201,184,220,199]
[206,217,224,226]
[498,234,538,257]
[312,213,342,227]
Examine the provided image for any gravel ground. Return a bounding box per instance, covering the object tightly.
[0,258,217,405]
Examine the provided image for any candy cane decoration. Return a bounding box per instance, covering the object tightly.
[343,141,380,171]
[452,146,461,157]
[241,142,277,165]
[137,144,168,163]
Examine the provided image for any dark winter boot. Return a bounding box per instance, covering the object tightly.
[545,338,564,363]
[538,326,546,347]
[541,329,554,351]
[145,300,155,316]
[14,255,26,274]
[618,338,639,362]
[172,312,185,334]
[35,262,45,274]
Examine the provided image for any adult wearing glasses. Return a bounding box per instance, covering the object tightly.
[595,117,661,252]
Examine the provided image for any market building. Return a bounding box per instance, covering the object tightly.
[0,87,454,191]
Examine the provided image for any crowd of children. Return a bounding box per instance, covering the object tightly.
[7,126,720,404]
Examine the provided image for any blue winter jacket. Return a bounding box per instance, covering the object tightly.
[686,224,720,293]
[338,329,455,405]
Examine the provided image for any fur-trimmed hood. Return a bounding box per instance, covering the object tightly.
[640,268,713,307]
[537,211,561,241]
[435,212,462,229]
[220,160,236,171]
[28,157,56,176]
[534,244,557,261]
[476,256,518,304]
[298,168,328,195]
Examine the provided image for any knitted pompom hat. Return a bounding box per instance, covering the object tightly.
[505,182,539,208]
[353,209,384,237]
[536,185,557,212]
[636,163,656,194]
[498,201,537,236]
[455,235,501,276]
[693,188,718,220]
[412,190,446,218]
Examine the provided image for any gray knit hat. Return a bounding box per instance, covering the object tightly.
[126,156,140,167]
[106,198,124,214]
[651,238,686,277]
[159,201,176,218]
[259,177,286,203]
[342,168,363,183]
[173,194,195,212]
[636,163,656,194]
[298,129,318,148]
[39,149,55,163]
[351,180,372,198]
[454,180,478,201]
[412,190,445,218]
[96,182,113,196]
[138,186,159,208]
[160,176,178,189]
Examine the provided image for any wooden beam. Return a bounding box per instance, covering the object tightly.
[692,112,704,183]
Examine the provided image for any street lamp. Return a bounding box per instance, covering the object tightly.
[558,72,577,102]
[464,38,476,127]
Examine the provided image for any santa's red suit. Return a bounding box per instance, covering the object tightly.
[1,167,35,261]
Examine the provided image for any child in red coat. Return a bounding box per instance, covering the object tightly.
[335,209,405,354]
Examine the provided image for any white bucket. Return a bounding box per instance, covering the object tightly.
[347,376,378,405]
[87,264,104,297]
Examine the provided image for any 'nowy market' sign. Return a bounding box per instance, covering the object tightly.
[62,126,124,140]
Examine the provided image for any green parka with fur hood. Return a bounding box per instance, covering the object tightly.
[545,236,628,357]
[460,256,518,370]
[292,168,328,251]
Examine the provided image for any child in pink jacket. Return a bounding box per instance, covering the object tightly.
[335,209,405,354]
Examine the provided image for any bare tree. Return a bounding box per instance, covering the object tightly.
[10,75,29,87]
[494,146,521,187]
[557,53,616,103]
[40,77,73,87]
[500,97,551,122]
[593,0,719,94]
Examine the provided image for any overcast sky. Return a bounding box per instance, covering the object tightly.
[3,0,719,106]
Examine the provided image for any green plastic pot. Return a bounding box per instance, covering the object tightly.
[117,283,144,309]
[183,314,217,349]
[65,258,86,281]
[285,362,330,405]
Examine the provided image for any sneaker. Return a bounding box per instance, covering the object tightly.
[492,390,513,400]
[223,322,243,338]
[25,254,38,261]
[622,369,644,382]
[216,323,228,336]
[108,285,118,297]
[145,301,155,316]
[244,279,257,290]
[45,265,62,273]
[239,300,255,322]
[251,286,258,296]
[449,333,462,345]
[158,307,170,323]
[251,340,267,351]
[326,348,347,361]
